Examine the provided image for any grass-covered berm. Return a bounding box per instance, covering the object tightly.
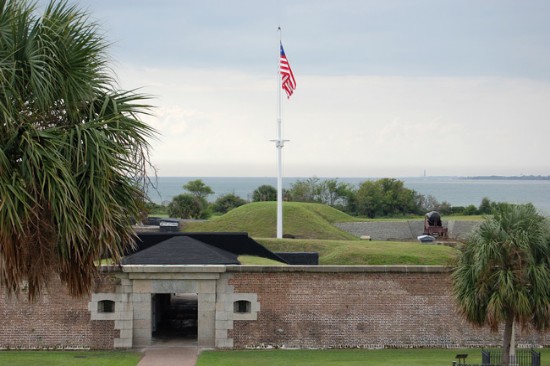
[183,202,458,265]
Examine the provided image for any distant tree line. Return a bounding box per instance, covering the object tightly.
[146,178,504,220]
[279,177,499,218]
[466,175,550,181]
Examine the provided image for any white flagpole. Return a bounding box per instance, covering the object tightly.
[274,27,288,239]
[276,115,283,239]
[276,28,284,239]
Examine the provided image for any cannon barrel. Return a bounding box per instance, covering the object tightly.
[425,211,442,227]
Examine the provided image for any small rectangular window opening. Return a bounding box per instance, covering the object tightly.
[234,300,251,314]
[98,300,115,313]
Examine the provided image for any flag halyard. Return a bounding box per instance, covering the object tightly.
[280,42,296,98]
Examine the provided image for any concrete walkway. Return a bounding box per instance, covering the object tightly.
[138,346,199,366]
[137,337,201,366]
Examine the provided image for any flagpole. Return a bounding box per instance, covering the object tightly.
[276,27,284,239]
[274,27,294,239]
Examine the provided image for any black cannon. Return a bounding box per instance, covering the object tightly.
[423,211,448,238]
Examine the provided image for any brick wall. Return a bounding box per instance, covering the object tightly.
[3,266,550,350]
[226,268,550,349]
[0,274,119,350]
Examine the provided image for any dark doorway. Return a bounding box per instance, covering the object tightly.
[152,293,198,340]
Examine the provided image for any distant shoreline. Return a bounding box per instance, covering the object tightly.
[464,175,550,181]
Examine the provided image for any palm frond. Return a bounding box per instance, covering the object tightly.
[0,0,156,299]
[452,203,550,332]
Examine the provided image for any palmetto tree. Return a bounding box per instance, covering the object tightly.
[452,203,550,366]
[0,0,155,299]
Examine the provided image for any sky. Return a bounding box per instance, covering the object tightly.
[41,0,550,177]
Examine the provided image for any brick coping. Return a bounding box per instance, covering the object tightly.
[111,264,450,274]
[225,265,450,273]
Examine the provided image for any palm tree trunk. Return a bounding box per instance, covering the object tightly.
[510,323,516,365]
[502,317,514,366]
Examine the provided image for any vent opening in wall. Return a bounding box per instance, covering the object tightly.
[234,300,251,314]
[98,300,115,313]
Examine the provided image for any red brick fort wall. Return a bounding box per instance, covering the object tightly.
[227,268,550,349]
[0,275,118,350]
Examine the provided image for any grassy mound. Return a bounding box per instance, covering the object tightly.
[180,202,461,265]
[258,238,457,265]
[183,202,358,240]
[237,255,287,265]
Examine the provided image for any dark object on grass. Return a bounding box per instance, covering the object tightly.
[417,235,435,243]
[423,211,448,238]
[452,353,467,366]
[159,219,180,232]
[426,211,442,226]
[276,252,319,265]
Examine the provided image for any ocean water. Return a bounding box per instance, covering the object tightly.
[147,176,550,215]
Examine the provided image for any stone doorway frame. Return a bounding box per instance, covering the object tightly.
[123,265,224,348]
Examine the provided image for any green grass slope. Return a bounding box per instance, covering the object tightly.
[181,202,460,265]
[258,238,457,265]
[237,255,287,265]
[183,202,358,240]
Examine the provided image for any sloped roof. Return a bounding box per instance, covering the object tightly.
[122,232,287,265]
[122,235,240,265]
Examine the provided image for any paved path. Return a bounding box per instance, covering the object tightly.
[137,347,200,366]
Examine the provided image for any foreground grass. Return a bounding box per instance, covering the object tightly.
[197,348,550,366]
[258,238,457,265]
[0,351,141,366]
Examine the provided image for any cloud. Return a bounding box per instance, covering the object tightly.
[118,64,550,177]
[30,0,550,178]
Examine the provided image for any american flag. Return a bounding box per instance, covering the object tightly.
[280,42,296,98]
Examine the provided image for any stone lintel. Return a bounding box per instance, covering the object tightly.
[128,273,221,280]
[123,265,227,273]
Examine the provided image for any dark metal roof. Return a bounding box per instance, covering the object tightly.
[123,232,287,265]
[122,235,240,265]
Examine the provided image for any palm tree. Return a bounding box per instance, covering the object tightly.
[452,203,550,366]
[0,0,155,299]
[252,185,277,202]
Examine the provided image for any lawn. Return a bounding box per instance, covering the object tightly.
[258,238,457,265]
[0,350,141,366]
[197,348,550,366]
[3,348,549,366]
